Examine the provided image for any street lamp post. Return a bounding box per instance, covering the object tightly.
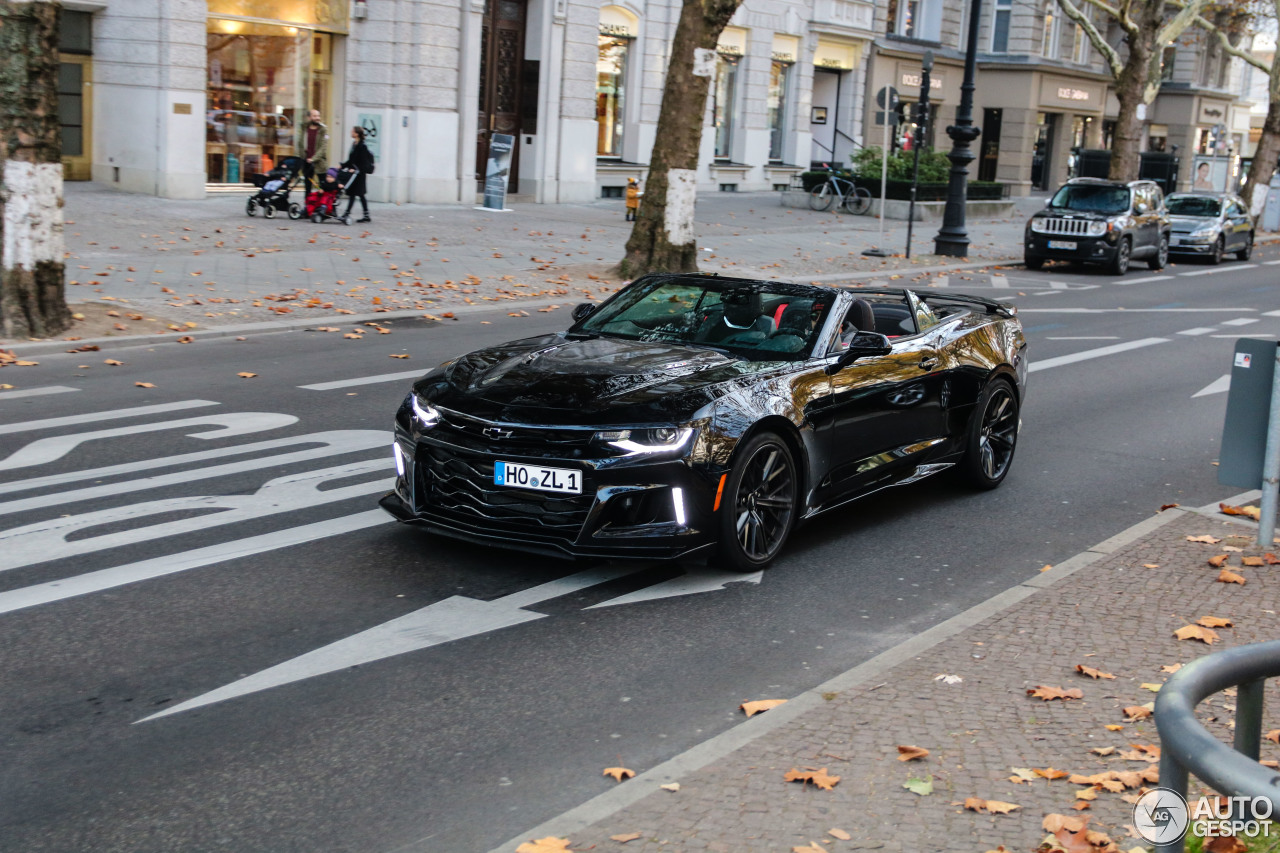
[934,0,985,257]
[905,51,933,259]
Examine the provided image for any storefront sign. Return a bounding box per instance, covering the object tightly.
[1198,102,1228,124]
[483,133,514,211]
[900,71,942,91]
[814,40,856,71]
[1056,87,1091,102]
[357,112,381,162]
[1038,78,1103,111]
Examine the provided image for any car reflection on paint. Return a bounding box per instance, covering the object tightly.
[380,274,1028,571]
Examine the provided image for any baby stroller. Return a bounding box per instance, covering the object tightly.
[246,156,304,220]
[306,166,359,225]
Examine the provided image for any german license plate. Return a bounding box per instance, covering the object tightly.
[1047,240,1077,250]
[494,461,582,494]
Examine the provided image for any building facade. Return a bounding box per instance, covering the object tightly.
[57,0,1261,203]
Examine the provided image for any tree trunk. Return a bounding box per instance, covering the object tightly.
[0,0,69,339]
[1108,38,1154,182]
[621,0,741,278]
[1242,95,1280,216]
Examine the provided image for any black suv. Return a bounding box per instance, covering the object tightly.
[1024,178,1171,275]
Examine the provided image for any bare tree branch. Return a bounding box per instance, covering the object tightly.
[1057,0,1125,75]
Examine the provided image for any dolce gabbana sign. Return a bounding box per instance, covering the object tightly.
[1039,77,1103,110]
[1057,86,1091,102]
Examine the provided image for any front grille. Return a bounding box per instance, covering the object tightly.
[433,408,594,457]
[415,444,593,541]
[1038,217,1092,236]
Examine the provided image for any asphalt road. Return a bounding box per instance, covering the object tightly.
[1,246,1275,853]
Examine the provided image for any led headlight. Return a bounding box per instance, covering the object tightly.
[410,395,440,428]
[1029,217,1048,234]
[1189,225,1217,239]
[595,427,696,455]
[1086,221,1108,237]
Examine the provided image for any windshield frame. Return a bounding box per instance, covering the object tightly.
[571,274,837,362]
[1165,194,1223,218]
[1048,183,1132,215]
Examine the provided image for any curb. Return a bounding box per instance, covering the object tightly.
[474,489,1261,853]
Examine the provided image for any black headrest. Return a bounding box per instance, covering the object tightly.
[723,291,763,328]
[847,298,875,333]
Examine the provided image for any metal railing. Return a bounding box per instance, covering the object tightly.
[1154,639,1280,852]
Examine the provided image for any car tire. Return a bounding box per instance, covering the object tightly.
[1209,235,1224,265]
[1237,232,1254,261]
[713,432,798,572]
[1024,255,1044,271]
[959,377,1019,490]
[1108,237,1131,275]
[1148,234,1168,271]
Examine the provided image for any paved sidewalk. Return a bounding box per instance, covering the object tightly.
[50,185,1046,334]
[493,497,1280,853]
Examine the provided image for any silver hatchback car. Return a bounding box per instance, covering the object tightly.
[1165,192,1254,264]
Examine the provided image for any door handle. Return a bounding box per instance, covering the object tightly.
[919,357,939,371]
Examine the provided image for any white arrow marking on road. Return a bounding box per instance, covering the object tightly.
[0,431,387,516]
[0,385,79,400]
[0,459,390,572]
[1028,338,1170,373]
[0,510,392,616]
[300,369,425,391]
[138,564,642,722]
[586,568,763,609]
[0,400,217,436]
[0,412,298,472]
[1193,375,1231,398]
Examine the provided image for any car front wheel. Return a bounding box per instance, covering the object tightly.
[1108,237,1131,275]
[1148,234,1168,270]
[714,433,797,572]
[1237,232,1254,261]
[1209,235,1224,265]
[960,377,1019,490]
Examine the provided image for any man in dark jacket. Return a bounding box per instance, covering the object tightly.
[302,109,329,194]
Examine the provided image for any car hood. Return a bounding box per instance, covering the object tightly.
[423,333,777,424]
[1033,209,1116,222]
[1169,215,1217,232]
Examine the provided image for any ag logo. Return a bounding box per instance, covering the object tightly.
[1133,787,1190,844]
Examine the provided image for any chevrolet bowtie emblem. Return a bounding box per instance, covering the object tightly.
[483,427,513,439]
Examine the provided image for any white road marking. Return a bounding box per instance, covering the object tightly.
[138,564,643,722]
[1193,375,1231,398]
[1018,308,1255,313]
[1178,328,1217,336]
[1032,291,1062,297]
[0,400,217,436]
[300,370,424,391]
[0,510,392,616]
[1028,338,1170,373]
[587,568,763,608]
[1044,336,1120,341]
[0,413,297,472]
[0,385,78,400]
[1222,318,1260,326]
[990,275,1009,288]
[1120,275,1173,284]
[1048,281,1071,289]
[1181,267,1243,277]
[0,460,390,573]
[1265,310,1280,317]
[931,275,949,288]
[0,431,386,517]
[1211,333,1276,338]
[1264,260,1280,266]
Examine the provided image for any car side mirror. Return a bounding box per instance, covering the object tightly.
[571,302,597,322]
[825,331,892,374]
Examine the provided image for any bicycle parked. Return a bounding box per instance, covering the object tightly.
[808,168,871,215]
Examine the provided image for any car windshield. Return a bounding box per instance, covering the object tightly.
[1048,184,1131,214]
[1166,196,1221,217]
[576,277,835,361]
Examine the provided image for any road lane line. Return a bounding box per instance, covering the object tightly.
[1044,336,1119,341]
[1120,275,1173,284]
[0,386,79,400]
[990,275,1009,288]
[1264,260,1280,266]
[1181,267,1244,277]
[1017,308,1256,313]
[1265,310,1280,316]
[1193,375,1231,398]
[1221,318,1260,326]
[0,400,217,435]
[0,413,296,472]
[0,432,386,516]
[1028,338,1170,373]
[0,510,393,616]
[300,370,424,391]
[1178,328,1216,336]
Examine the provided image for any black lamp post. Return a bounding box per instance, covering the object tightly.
[934,0,985,257]
[905,51,933,259]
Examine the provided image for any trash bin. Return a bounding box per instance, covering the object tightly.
[1075,149,1112,180]
[1139,151,1180,195]
[1263,175,1280,232]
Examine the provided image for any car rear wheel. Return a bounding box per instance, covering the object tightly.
[1209,235,1224,265]
[1108,237,1131,275]
[714,433,797,572]
[1024,255,1044,271]
[960,377,1019,490]
[1237,232,1254,261]
[1148,234,1168,270]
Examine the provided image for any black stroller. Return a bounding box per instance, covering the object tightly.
[246,156,305,220]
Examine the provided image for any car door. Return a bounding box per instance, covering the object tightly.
[807,294,947,503]
[1132,184,1159,256]
[1225,198,1249,251]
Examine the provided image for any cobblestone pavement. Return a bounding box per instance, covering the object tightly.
[501,503,1280,853]
[53,185,1046,333]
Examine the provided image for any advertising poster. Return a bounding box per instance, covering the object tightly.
[357,113,381,162]
[483,133,514,210]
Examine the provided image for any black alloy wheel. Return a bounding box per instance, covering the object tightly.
[715,433,798,572]
[1237,232,1254,261]
[960,378,1019,490]
[1148,234,1168,270]
[1209,235,1224,265]
[1108,237,1131,275]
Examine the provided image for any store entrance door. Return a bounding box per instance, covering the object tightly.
[476,0,526,189]
[1031,112,1058,190]
[978,108,1001,183]
[58,54,92,181]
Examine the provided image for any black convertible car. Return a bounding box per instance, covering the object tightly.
[381,274,1027,571]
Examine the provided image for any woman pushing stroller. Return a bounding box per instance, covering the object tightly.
[339,126,375,223]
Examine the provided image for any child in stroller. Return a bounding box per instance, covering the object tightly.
[246,156,305,220]
[306,166,360,224]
